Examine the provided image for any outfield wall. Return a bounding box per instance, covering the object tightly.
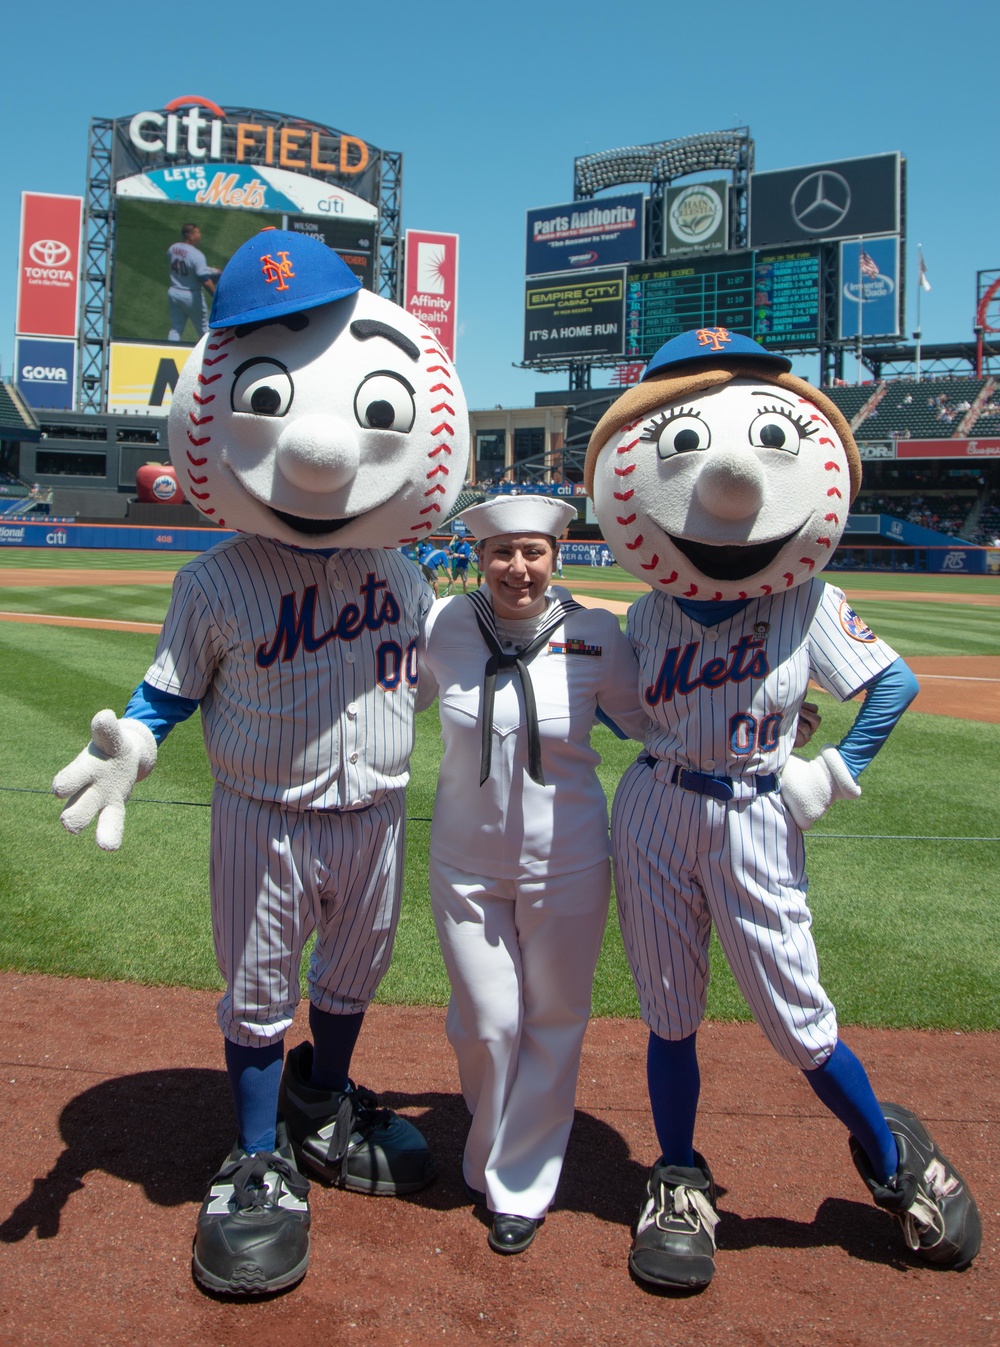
[0,520,235,552]
[1,519,996,575]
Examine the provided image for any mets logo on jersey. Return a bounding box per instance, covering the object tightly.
[839,601,878,643]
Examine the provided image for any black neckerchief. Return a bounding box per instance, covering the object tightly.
[467,587,581,786]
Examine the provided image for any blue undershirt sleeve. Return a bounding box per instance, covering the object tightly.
[837,657,919,779]
[123,680,200,745]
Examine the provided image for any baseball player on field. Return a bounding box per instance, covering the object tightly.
[416,539,452,597]
[586,328,981,1289]
[166,223,221,342]
[447,530,473,592]
[52,229,469,1296]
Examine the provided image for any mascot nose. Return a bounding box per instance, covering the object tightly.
[275,415,360,492]
[694,450,765,520]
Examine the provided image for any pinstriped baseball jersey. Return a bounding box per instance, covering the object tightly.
[144,534,431,810]
[628,579,899,778]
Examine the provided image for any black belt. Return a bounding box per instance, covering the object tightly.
[640,756,778,802]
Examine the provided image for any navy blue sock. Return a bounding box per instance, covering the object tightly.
[308,1004,366,1093]
[224,1038,284,1154]
[804,1039,898,1183]
[647,1030,700,1168]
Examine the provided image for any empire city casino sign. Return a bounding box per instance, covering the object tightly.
[125,95,374,183]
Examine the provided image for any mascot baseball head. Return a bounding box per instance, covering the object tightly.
[586,328,860,600]
[169,228,468,547]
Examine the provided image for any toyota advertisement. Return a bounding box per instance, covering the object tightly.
[16,192,83,338]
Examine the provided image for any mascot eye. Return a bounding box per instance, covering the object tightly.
[231,359,293,417]
[642,409,711,458]
[748,407,813,454]
[354,371,416,432]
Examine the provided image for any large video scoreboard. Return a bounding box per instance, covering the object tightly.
[624,246,821,358]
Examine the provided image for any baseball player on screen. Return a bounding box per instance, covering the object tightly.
[52,229,469,1296]
[587,328,981,1290]
[166,223,221,342]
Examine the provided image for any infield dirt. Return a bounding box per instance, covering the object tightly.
[0,972,996,1347]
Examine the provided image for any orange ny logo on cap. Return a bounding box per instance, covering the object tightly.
[695,327,732,351]
[261,251,295,291]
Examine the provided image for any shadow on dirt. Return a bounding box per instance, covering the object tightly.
[0,1071,922,1275]
[0,1068,232,1242]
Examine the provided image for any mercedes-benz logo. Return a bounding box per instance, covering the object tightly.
[28,239,72,267]
[791,171,851,234]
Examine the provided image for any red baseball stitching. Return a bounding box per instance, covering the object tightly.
[181,342,231,523]
[398,335,463,545]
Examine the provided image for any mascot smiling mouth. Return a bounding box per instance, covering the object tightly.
[670,531,798,581]
[269,506,358,536]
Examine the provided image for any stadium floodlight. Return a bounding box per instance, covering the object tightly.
[574,129,753,197]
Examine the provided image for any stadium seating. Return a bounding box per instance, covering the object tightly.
[825,376,994,441]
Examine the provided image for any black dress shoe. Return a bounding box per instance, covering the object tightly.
[488,1213,538,1255]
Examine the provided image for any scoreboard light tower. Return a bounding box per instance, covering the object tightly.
[556,128,754,388]
[574,128,754,261]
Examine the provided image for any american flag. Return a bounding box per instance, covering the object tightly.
[919,250,932,292]
[859,249,879,279]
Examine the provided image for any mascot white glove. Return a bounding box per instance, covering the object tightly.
[52,710,158,851]
[780,744,861,832]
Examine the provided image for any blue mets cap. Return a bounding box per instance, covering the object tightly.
[209,228,362,329]
[641,328,792,380]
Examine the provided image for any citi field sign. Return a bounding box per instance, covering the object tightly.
[118,95,380,200]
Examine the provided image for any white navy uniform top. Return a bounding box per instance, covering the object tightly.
[144,534,431,810]
[419,587,649,880]
[628,578,900,786]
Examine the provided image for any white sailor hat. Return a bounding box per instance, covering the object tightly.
[458,494,577,541]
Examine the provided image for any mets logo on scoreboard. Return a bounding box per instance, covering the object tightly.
[839,601,878,643]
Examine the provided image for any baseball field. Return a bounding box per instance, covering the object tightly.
[0,550,997,1344]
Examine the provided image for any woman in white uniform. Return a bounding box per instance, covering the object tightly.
[419,495,649,1254]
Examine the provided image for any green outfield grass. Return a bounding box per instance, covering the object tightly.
[1,614,997,1030]
[0,548,200,571]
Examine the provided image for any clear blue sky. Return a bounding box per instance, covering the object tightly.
[3,0,997,409]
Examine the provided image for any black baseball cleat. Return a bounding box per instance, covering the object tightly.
[628,1153,719,1290]
[850,1102,982,1270]
[192,1122,311,1296]
[278,1041,436,1195]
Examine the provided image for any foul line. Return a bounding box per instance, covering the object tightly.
[6,788,995,841]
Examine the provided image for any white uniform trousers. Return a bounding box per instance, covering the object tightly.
[612,757,838,1070]
[211,785,406,1046]
[429,855,611,1220]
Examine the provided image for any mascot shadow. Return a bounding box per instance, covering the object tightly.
[0,1071,648,1241]
[0,1068,233,1243]
[0,1073,916,1269]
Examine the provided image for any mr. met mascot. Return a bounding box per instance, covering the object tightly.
[53,230,468,1296]
[586,327,980,1290]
